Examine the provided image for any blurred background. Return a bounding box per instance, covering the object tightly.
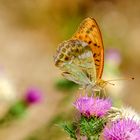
[0,0,139,139]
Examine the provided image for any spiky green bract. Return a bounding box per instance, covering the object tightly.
[60,122,77,139]
[80,116,106,139]
[60,115,106,140]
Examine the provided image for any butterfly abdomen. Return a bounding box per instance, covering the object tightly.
[54,39,88,67]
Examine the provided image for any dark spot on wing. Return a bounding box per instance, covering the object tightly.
[89,27,93,31]
[88,41,92,44]
[94,43,97,46]
[79,35,82,39]
[94,53,101,58]
[95,64,100,66]
[63,71,70,74]
[95,59,100,62]
[93,53,97,57]
[65,56,69,61]
[75,48,79,53]
[86,30,90,33]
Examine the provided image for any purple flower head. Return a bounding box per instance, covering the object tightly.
[106,49,121,65]
[25,87,42,104]
[73,95,112,117]
[103,119,140,140]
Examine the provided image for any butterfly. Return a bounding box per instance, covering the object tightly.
[54,17,109,93]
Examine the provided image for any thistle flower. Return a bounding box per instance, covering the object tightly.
[25,87,42,104]
[103,119,140,140]
[73,95,112,117]
[107,107,140,122]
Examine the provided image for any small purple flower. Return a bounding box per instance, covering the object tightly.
[25,87,42,104]
[103,119,140,140]
[73,95,112,117]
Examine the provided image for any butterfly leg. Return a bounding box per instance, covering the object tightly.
[93,89,101,98]
[78,87,86,96]
[103,88,107,98]
[93,88,107,98]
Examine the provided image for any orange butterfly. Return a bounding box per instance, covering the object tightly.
[54,17,109,92]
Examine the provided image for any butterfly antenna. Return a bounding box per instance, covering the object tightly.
[107,82,115,86]
[108,82,115,86]
[106,77,134,86]
[107,77,134,82]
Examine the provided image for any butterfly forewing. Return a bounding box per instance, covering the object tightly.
[72,17,104,80]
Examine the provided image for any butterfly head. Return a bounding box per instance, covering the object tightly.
[95,79,108,89]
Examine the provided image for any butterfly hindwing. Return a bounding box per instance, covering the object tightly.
[54,39,96,88]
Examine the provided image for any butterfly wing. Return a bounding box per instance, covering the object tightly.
[72,17,104,80]
[54,39,96,88]
[62,63,93,88]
